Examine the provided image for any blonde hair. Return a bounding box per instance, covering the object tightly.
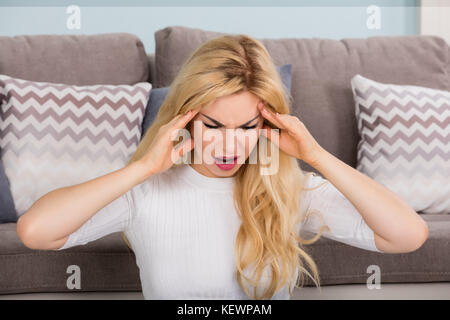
[122,34,330,299]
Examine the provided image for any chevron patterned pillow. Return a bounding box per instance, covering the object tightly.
[351,74,449,214]
[0,74,151,217]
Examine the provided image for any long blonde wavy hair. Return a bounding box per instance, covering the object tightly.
[123,34,330,299]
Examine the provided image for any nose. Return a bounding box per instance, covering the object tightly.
[221,129,238,156]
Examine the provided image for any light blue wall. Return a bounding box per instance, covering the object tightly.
[0,1,419,53]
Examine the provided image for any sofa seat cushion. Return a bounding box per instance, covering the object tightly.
[0,223,141,294]
[0,213,448,294]
[301,213,450,286]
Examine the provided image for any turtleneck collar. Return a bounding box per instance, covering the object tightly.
[174,164,235,193]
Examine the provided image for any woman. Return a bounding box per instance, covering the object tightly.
[16,34,428,300]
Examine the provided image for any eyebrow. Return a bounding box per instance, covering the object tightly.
[200,112,260,127]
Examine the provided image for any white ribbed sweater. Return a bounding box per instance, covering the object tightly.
[56,164,380,299]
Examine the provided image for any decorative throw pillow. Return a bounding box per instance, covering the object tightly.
[141,64,293,135]
[0,74,152,218]
[351,74,450,214]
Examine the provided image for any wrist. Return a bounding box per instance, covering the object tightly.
[127,160,154,186]
[305,146,328,169]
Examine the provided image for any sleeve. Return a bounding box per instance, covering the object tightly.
[298,173,382,253]
[54,187,135,251]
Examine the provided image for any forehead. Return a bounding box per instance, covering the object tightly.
[200,90,261,123]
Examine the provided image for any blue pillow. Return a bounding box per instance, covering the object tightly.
[142,64,293,136]
[278,63,292,95]
[141,86,170,136]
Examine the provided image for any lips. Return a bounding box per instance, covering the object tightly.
[214,155,238,171]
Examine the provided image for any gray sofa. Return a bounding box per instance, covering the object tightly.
[0,26,449,296]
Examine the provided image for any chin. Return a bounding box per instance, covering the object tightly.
[208,163,242,177]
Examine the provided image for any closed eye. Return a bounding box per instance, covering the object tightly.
[203,123,220,129]
[203,123,257,130]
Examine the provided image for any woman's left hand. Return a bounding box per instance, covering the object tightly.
[257,102,324,167]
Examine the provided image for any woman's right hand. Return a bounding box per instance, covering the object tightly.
[137,107,201,178]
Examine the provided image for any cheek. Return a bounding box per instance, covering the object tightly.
[236,131,259,153]
[190,122,214,151]
[247,134,259,151]
[202,137,214,154]
[199,128,222,157]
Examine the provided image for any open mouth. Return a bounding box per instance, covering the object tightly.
[214,155,239,171]
[214,156,238,164]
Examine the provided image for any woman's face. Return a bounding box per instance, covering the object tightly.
[188,90,265,178]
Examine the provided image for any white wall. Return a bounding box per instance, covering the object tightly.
[420,0,450,44]
[0,4,419,53]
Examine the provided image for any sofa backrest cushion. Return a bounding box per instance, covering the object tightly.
[153,26,450,173]
[0,33,149,86]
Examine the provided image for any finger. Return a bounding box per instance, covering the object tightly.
[257,103,286,130]
[161,114,184,132]
[275,113,302,140]
[173,106,202,130]
[164,107,201,140]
